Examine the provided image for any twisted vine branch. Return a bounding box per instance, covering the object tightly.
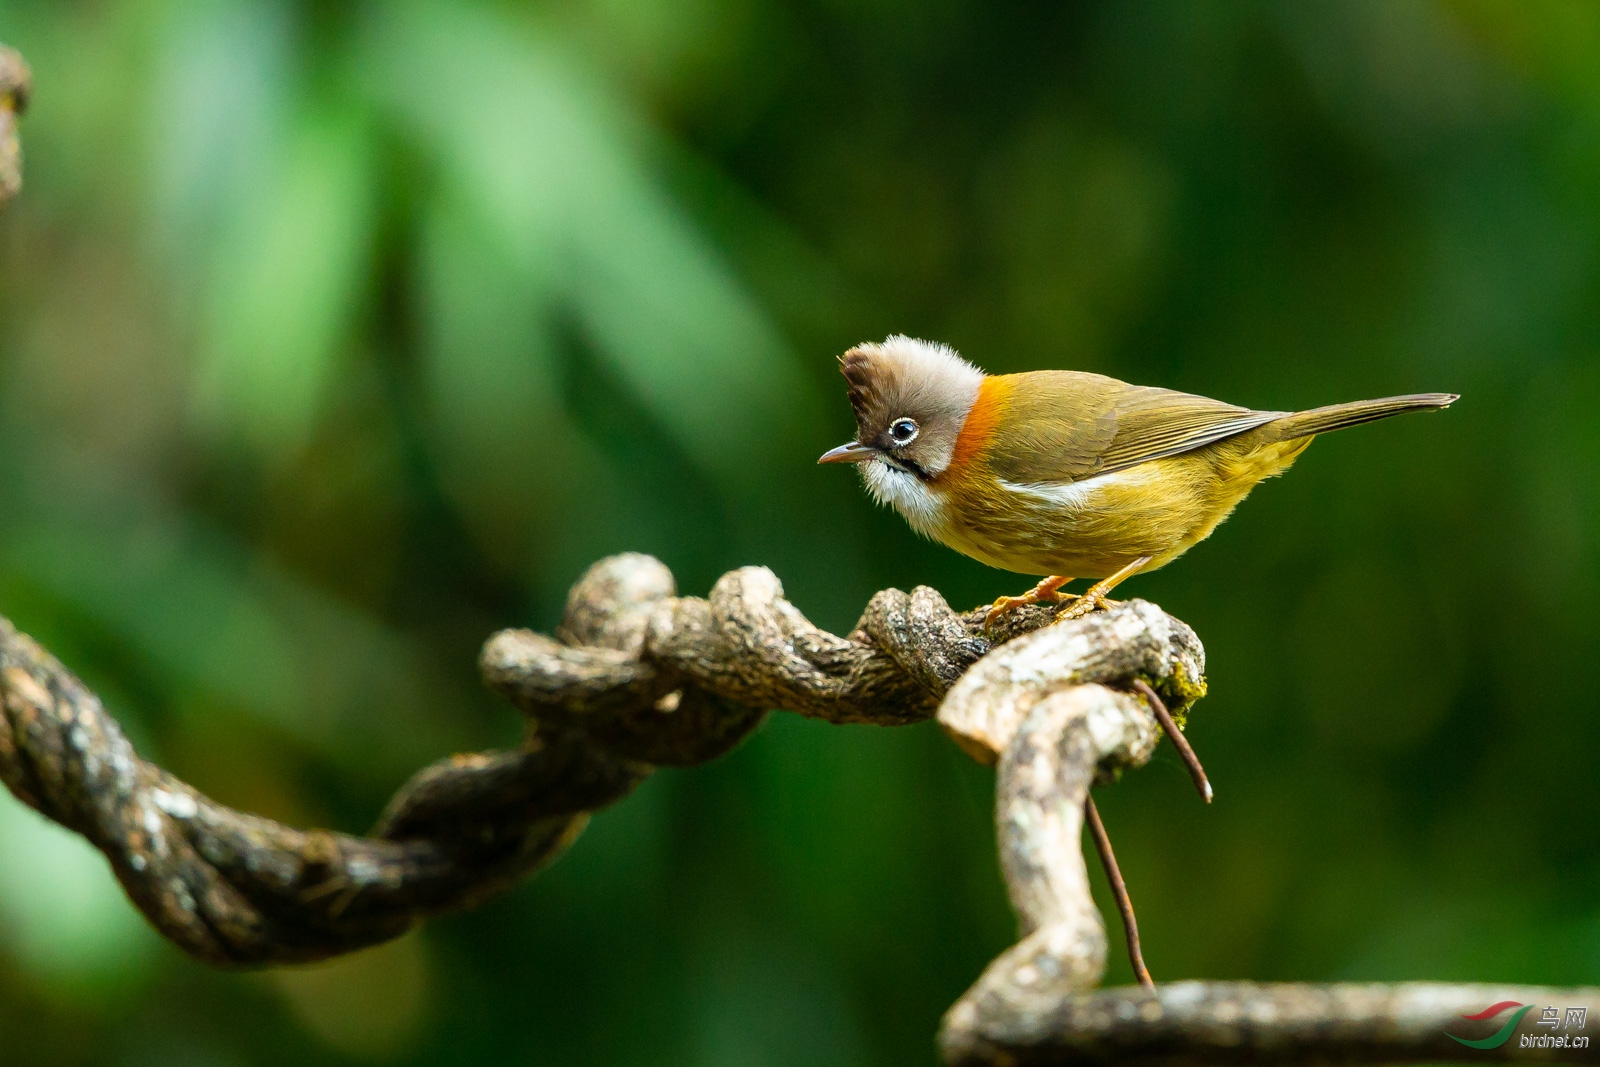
[5,554,1591,1062]
[0,553,1117,965]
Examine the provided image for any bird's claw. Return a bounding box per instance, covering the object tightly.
[987,593,1070,631]
[984,595,1032,630]
[1051,593,1118,622]
[984,576,1074,630]
[1044,557,1147,625]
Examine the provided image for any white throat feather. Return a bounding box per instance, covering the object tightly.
[862,459,946,539]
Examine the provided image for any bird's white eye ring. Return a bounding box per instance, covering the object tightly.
[889,418,919,444]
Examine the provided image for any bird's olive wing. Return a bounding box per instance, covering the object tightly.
[984,371,1286,485]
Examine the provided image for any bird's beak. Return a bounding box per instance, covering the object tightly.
[818,440,876,464]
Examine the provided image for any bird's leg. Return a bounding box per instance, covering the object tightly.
[1053,555,1153,622]
[985,574,1074,629]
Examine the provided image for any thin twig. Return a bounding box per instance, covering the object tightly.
[1084,795,1153,989]
[1132,677,1212,803]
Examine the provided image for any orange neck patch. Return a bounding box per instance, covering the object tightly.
[943,375,1012,481]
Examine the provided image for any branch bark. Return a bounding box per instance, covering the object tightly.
[943,981,1600,1065]
[0,553,1088,964]
[5,554,1588,1063]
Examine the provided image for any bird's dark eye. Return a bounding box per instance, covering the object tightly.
[889,418,919,444]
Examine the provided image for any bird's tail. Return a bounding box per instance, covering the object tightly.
[1263,393,1459,441]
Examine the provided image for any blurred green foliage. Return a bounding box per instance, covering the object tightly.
[1,1,1598,1063]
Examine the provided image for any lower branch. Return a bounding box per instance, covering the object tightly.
[942,981,1600,1065]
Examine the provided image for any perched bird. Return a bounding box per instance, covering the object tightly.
[819,336,1457,625]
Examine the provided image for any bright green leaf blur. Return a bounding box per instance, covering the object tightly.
[1,1,1598,1064]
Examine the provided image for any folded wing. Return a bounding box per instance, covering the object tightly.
[984,370,1286,486]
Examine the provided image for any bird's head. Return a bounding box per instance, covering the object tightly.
[818,335,985,482]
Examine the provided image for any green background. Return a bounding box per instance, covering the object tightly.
[0,2,1596,1064]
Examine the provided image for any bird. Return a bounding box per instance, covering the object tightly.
[819,335,1457,626]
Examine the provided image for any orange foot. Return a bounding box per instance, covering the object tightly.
[1050,556,1153,624]
[985,575,1074,630]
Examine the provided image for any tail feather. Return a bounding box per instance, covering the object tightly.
[1264,393,1458,441]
